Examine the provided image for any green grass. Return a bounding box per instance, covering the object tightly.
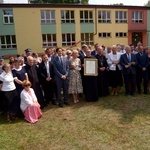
[0,93,150,150]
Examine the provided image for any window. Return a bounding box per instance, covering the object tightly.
[115,32,127,37]
[3,10,13,24]
[81,33,94,45]
[115,11,127,23]
[98,11,111,23]
[80,11,93,23]
[0,35,17,49]
[62,33,75,46]
[132,11,143,23]
[61,10,75,23]
[40,10,55,24]
[99,33,111,38]
[42,34,57,47]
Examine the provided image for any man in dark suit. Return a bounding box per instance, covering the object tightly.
[39,54,55,106]
[136,46,149,94]
[91,43,99,57]
[120,45,137,96]
[53,48,69,107]
[25,56,45,108]
[78,44,87,60]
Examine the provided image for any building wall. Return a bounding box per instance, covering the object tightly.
[147,10,150,47]
[13,8,42,55]
[128,9,147,31]
[0,8,17,56]
[95,8,128,46]
[0,5,150,56]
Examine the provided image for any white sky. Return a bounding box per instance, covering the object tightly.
[3,0,149,6]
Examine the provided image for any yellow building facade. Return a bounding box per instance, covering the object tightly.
[0,4,143,56]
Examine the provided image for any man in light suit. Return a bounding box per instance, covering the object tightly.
[53,48,69,107]
[120,45,137,96]
[39,54,55,106]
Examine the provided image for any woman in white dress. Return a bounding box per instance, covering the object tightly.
[107,45,123,95]
[20,80,42,123]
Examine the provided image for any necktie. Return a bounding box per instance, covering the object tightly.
[60,57,63,66]
[45,62,50,77]
[128,54,131,62]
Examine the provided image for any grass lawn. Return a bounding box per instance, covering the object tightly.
[0,93,150,150]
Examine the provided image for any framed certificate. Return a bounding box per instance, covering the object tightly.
[84,58,98,76]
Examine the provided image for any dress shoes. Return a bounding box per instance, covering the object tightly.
[59,103,63,107]
[64,102,69,106]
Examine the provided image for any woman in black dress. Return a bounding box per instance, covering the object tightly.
[12,58,28,94]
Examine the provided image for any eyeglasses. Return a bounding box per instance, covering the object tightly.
[25,84,30,87]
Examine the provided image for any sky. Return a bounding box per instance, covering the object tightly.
[3,0,149,6]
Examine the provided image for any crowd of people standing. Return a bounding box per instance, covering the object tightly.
[0,41,150,123]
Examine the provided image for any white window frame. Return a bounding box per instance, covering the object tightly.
[3,10,13,24]
[80,11,93,23]
[98,10,111,23]
[42,34,57,47]
[98,33,111,38]
[61,10,75,23]
[115,32,127,37]
[81,33,94,45]
[0,35,17,49]
[62,33,75,46]
[132,11,143,23]
[40,10,55,24]
[115,11,127,23]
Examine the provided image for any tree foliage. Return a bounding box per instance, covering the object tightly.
[144,0,150,6]
[112,3,124,6]
[30,0,88,4]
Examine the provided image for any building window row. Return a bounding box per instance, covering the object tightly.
[0,32,128,49]
[98,32,127,38]
[2,10,143,25]
[3,10,13,24]
[0,35,17,49]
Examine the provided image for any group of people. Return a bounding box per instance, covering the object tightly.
[0,41,150,123]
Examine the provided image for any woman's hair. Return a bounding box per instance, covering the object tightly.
[22,80,32,88]
[2,63,10,71]
[72,49,78,54]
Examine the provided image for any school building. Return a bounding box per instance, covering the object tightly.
[0,4,150,56]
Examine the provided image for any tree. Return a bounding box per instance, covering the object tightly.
[112,3,124,6]
[144,0,150,6]
[29,0,88,4]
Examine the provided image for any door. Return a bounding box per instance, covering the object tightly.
[132,32,142,46]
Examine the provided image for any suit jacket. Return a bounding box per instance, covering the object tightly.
[120,53,137,75]
[78,50,86,60]
[53,56,69,79]
[25,64,39,86]
[38,61,55,84]
[136,52,149,70]
[91,50,97,57]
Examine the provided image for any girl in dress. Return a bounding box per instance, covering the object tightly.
[68,50,83,103]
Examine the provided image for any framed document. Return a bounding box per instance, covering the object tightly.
[84,58,98,76]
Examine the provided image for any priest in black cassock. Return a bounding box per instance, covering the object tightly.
[25,56,45,109]
[81,49,99,102]
[95,46,109,97]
